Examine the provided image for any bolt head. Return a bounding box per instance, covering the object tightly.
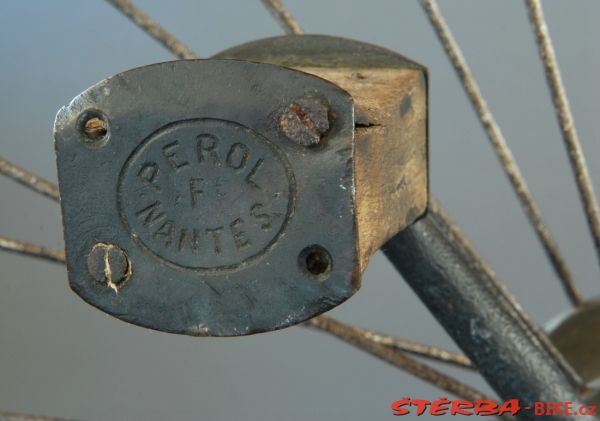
[279,97,330,146]
[83,117,108,140]
[87,243,131,290]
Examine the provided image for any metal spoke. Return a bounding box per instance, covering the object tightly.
[419,0,583,307]
[332,321,474,370]
[105,0,199,59]
[525,0,600,273]
[260,0,303,35]
[0,412,78,421]
[0,157,59,202]
[305,316,499,406]
[0,236,65,265]
[1,232,477,374]
[0,161,477,382]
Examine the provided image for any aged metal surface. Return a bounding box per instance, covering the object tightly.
[55,36,427,336]
[0,413,78,421]
[306,315,474,370]
[305,316,497,407]
[548,298,600,388]
[215,35,429,272]
[0,235,65,264]
[0,157,60,202]
[279,97,330,146]
[526,0,600,276]
[382,207,590,420]
[420,0,582,307]
[260,0,303,35]
[86,243,131,291]
[106,0,197,60]
[55,59,357,336]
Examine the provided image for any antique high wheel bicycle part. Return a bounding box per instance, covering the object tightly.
[1,1,599,420]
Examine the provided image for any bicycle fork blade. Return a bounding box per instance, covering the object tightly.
[383,206,592,420]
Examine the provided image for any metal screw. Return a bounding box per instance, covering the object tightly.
[87,243,131,291]
[83,116,108,141]
[279,97,330,146]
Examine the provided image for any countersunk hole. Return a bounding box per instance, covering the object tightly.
[78,110,110,145]
[299,245,332,280]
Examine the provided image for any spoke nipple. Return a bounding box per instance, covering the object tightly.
[279,97,330,146]
[87,243,131,291]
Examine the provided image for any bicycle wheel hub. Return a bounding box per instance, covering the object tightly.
[54,35,428,336]
[548,297,600,402]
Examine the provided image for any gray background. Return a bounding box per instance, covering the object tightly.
[1,1,599,420]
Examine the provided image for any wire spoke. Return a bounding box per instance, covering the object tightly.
[419,0,583,307]
[260,0,303,35]
[330,321,474,370]
[0,412,79,421]
[0,157,59,202]
[0,161,480,388]
[305,316,504,410]
[525,0,600,274]
[0,238,488,403]
[105,0,199,59]
[0,235,65,265]
[1,235,477,373]
[0,5,553,412]
[0,161,64,262]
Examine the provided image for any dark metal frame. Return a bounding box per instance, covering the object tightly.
[384,200,587,419]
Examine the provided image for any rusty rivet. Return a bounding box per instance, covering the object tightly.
[83,117,108,141]
[279,98,330,146]
[87,243,131,291]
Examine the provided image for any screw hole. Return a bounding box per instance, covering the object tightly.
[299,245,332,280]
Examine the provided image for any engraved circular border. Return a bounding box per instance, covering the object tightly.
[117,118,296,274]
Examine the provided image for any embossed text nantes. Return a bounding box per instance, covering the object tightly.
[118,119,294,271]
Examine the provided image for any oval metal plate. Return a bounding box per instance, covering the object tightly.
[54,59,358,336]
